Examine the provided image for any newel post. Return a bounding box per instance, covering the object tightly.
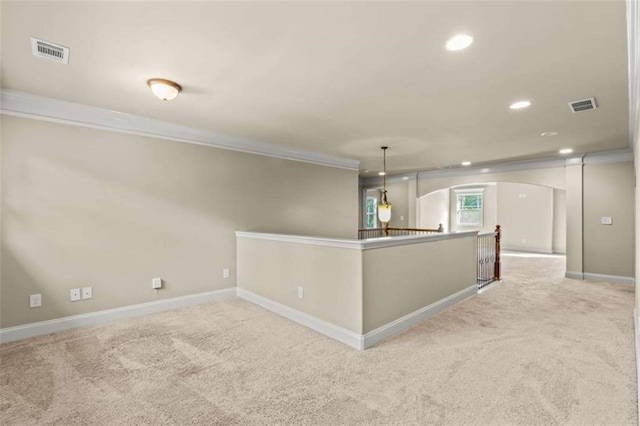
[494,225,501,280]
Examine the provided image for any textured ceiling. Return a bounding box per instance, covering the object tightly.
[0,1,630,176]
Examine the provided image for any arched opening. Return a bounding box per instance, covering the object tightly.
[417,182,566,255]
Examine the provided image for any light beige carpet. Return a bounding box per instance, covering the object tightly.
[1,254,637,425]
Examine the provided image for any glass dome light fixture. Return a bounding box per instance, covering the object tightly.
[377,146,392,227]
[147,78,182,101]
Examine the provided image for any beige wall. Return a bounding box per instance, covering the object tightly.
[553,189,567,254]
[583,161,635,277]
[497,183,553,253]
[362,235,476,333]
[1,115,359,328]
[385,180,410,228]
[236,233,477,336]
[236,238,363,333]
[417,189,449,231]
[565,163,584,275]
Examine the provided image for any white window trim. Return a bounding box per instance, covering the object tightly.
[454,188,485,227]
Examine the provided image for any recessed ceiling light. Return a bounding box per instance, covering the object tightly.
[461,161,472,166]
[541,132,558,137]
[378,171,386,176]
[559,148,573,154]
[509,100,531,110]
[446,34,474,51]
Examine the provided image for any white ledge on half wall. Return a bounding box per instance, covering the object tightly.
[0,89,360,172]
[235,230,478,250]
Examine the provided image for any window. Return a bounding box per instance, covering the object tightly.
[365,197,377,229]
[456,192,483,226]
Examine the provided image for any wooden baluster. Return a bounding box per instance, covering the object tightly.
[494,225,501,281]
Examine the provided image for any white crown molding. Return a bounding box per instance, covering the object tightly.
[415,157,567,181]
[361,148,634,186]
[0,287,236,343]
[582,149,634,164]
[0,89,360,171]
[236,288,364,350]
[362,284,477,349]
[360,172,417,188]
[235,230,477,250]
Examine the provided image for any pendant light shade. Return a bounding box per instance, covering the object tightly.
[377,146,392,224]
[378,203,392,223]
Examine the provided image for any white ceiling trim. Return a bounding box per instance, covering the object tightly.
[583,149,634,164]
[0,89,360,172]
[360,148,633,186]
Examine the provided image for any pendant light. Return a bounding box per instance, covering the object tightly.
[378,146,392,225]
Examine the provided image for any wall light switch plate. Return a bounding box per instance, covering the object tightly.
[298,286,304,299]
[70,288,81,302]
[82,286,92,300]
[223,269,230,279]
[152,278,162,289]
[601,217,613,225]
[30,294,42,308]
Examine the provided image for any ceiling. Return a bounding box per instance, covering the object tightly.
[0,1,631,176]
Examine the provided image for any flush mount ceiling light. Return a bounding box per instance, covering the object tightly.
[559,148,574,154]
[446,34,474,51]
[541,132,558,137]
[147,78,182,101]
[509,100,531,110]
[461,161,472,166]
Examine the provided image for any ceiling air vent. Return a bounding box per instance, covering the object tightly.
[30,37,70,64]
[568,97,597,113]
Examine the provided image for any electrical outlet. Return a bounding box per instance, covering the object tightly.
[29,294,42,308]
[152,278,162,289]
[298,286,304,299]
[601,216,613,225]
[223,269,230,279]
[70,288,81,302]
[82,286,92,300]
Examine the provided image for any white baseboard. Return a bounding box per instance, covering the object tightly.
[502,246,553,254]
[362,285,478,349]
[566,271,634,285]
[0,288,236,344]
[635,309,639,426]
[236,288,364,350]
[2,284,479,350]
[583,273,635,286]
[566,271,584,280]
[633,307,640,426]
